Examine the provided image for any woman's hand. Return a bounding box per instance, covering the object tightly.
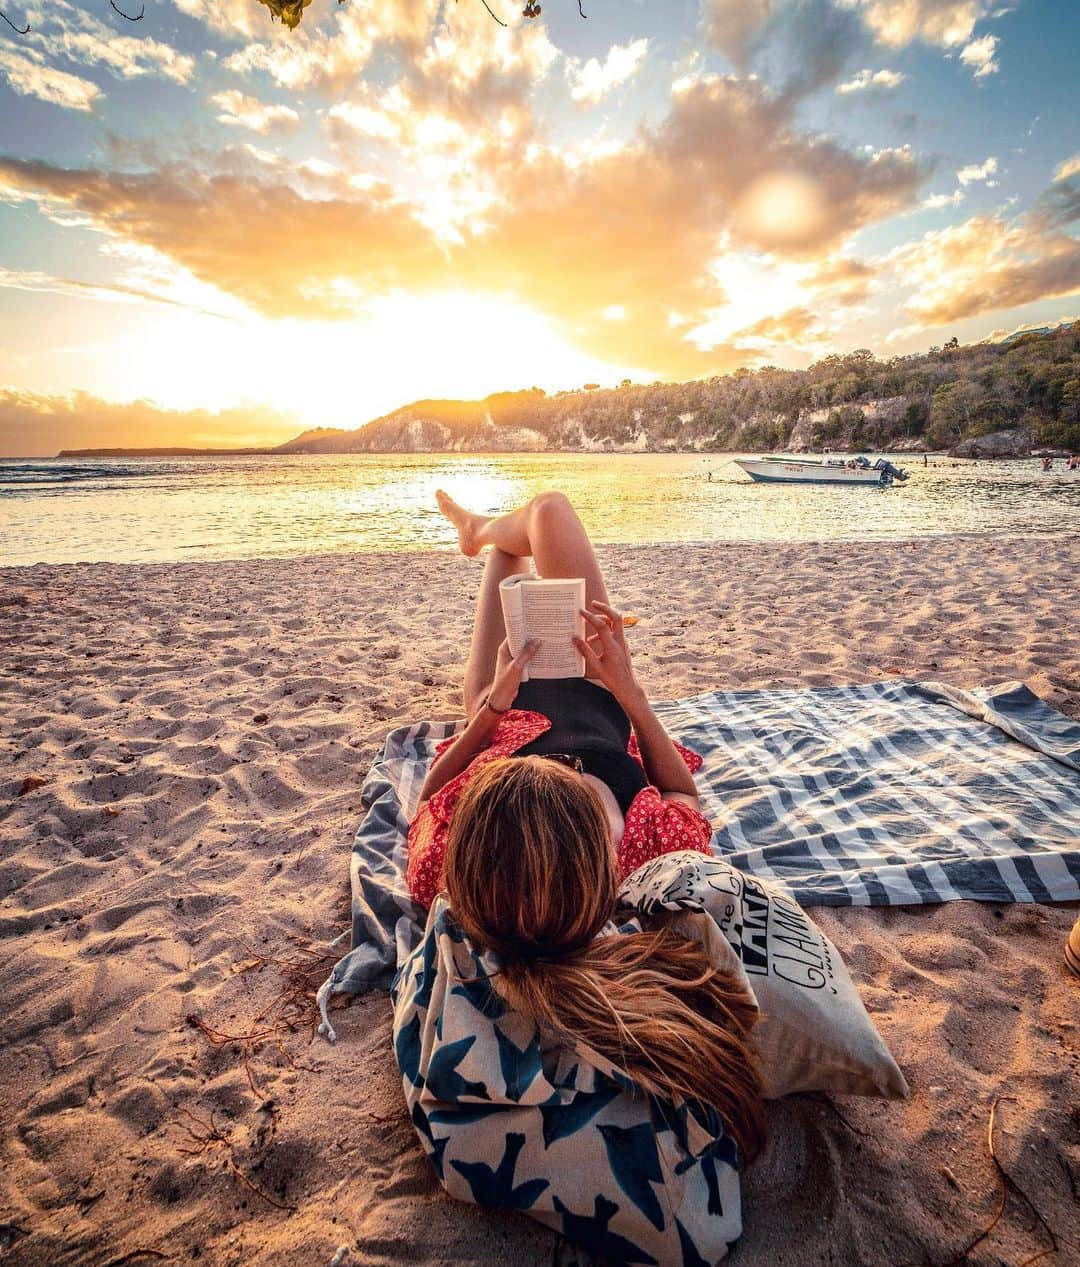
[487,638,541,711]
[574,600,642,705]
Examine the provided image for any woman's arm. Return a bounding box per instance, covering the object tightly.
[417,638,541,805]
[574,602,700,806]
[417,705,502,802]
[618,688,699,801]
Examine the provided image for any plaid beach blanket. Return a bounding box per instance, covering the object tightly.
[318,679,1080,1019]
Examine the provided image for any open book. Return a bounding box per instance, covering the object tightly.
[499,575,587,681]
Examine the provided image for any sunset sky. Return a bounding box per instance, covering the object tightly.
[1,0,1078,453]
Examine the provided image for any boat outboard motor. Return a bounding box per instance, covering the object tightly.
[872,457,909,484]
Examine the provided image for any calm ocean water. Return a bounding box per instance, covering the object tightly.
[1,452,1078,566]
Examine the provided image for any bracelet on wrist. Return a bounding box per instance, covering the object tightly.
[483,694,511,715]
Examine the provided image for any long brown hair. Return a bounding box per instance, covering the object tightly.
[443,756,766,1163]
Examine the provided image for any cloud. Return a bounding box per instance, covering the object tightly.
[804,254,878,300]
[889,212,1080,326]
[0,262,234,318]
[705,0,865,98]
[0,388,299,457]
[957,155,998,185]
[1039,178,1080,229]
[325,96,403,142]
[169,0,266,39]
[0,0,197,112]
[836,67,905,93]
[315,2,559,236]
[855,0,1002,49]
[702,0,773,70]
[0,156,441,321]
[211,90,301,133]
[566,38,648,105]
[0,74,924,379]
[24,0,195,85]
[704,0,1012,81]
[921,188,965,208]
[982,314,1079,343]
[731,305,823,344]
[1053,154,1080,183]
[686,248,878,358]
[221,0,443,93]
[959,33,998,77]
[458,75,920,370]
[324,77,524,238]
[0,47,101,112]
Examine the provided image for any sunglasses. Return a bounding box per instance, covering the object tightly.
[542,753,585,773]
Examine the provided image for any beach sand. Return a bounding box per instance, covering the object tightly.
[1,534,1078,1267]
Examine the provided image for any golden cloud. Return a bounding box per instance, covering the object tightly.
[0,157,442,319]
[211,89,301,133]
[0,261,234,318]
[731,306,822,343]
[890,212,1080,326]
[1053,155,1080,184]
[855,0,999,48]
[221,0,441,93]
[0,74,922,379]
[170,0,267,39]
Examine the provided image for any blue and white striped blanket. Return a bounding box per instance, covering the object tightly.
[318,679,1080,1017]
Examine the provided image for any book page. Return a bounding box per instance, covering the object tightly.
[499,577,528,671]
[520,578,586,679]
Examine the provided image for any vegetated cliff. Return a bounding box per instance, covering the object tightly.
[275,324,1080,456]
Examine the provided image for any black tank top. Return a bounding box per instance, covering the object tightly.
[511,677,649,815]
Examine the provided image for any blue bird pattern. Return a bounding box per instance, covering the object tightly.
[391,896,744,1265]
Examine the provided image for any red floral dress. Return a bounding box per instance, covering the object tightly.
[406,708,713,909]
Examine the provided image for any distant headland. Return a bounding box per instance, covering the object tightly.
[57,446,274,458]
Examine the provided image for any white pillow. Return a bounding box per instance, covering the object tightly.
[618,852,909,1100]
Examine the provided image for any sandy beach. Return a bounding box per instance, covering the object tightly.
[1,533,1078,1267]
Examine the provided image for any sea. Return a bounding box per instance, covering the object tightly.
[1,452,1078,567]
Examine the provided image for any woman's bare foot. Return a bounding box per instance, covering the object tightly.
[436,489,485,557]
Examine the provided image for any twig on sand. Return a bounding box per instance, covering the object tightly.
[185,1013,278,1094]
[101,1251,169,1267]
[176,1107,297,1213]
[186,935,340,1091]
[809,1092,865,1138]
[941,1096,1059,1267]
[224,1156,296,1211]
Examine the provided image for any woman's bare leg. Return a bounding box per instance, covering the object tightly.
[441,489,612,715]
[437,489,609,606]
[462,548,531,718]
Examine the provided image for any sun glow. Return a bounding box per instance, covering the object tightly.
[733,171,829,248]
[689,253,815,348]
[12,290,641,434]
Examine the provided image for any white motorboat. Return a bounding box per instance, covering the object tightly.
[734,455,909,486]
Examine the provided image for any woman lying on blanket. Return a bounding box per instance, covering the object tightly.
[406,489,766,1160]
